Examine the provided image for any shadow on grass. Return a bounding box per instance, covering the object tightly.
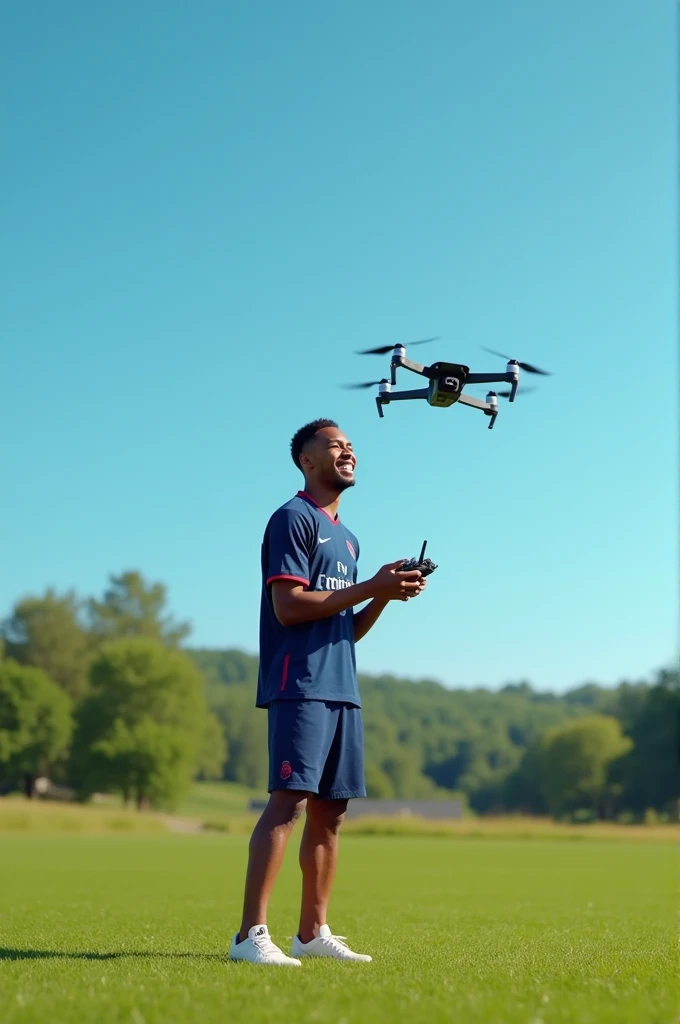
[0,948,228,962]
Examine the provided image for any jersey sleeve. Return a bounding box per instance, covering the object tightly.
[264,508,314,587]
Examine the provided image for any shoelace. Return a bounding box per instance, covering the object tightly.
[319,934,351,953]
[252,934,283,957]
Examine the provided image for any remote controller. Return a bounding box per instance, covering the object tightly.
[399,540,438,577]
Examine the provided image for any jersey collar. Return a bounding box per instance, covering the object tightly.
[297,490,340,525]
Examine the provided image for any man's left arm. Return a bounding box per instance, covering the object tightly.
[353,580,427,642]
[351,537,426,642]
[353,598,389,642]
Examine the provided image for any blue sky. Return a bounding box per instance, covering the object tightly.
[2,1,676,692]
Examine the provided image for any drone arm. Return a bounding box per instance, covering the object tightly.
[465,372,515,385]
[392,355,432,379]
[458,393,492,411]
[384,388,429,401]
[376,386,428,417]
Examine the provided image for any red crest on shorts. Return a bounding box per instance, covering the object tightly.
[346,540,356,559]
[280,760,292,780]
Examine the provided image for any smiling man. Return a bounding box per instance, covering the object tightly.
[228,418,426,966]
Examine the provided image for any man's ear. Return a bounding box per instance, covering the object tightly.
[299,450,314,470]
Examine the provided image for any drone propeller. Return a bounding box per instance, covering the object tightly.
[341,379,387,390]
[356,336,440,356]
[481,346,552,376]
[496,386,536,399]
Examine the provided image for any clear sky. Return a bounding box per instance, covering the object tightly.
[1,1,676,692]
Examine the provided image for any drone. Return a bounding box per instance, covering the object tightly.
[342,338,552,429]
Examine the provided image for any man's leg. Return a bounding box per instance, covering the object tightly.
[290,705,371,961]
[297,797,348,944]
[237,789,308,941]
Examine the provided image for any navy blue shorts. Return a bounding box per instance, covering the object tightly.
[267,699,366,800]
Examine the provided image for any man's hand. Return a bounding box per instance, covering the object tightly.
[354,563,426,640]
[408,577,427,600]
[368,560,423,602]
[271,559,427,627]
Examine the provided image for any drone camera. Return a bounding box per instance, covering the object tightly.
[428,378,460,407]
[425,361,468,409]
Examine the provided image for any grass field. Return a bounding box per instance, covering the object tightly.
[0,831,675,1024]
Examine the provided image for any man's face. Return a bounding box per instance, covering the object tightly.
[301,426,357,491]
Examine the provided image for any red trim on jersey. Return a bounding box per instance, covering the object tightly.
[297,490,340,525]
[280,653,290,691]
[266,574,310,587]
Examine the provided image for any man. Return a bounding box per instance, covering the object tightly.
[228,419,426,966]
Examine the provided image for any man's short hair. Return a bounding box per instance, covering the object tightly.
[290,419,338,469]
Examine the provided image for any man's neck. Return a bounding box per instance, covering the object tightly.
[300,481,342,519]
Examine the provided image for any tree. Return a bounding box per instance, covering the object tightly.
[1,590,92,700]
[89,718,194,810]
[195,713,229,781]
[209,685,268,789]
[610,670,679,815]
[364,762,395,799]
[0,659,73,796]
[382,747,427,798]
[537,715,633,819]
[87,572,191,647]
[190,648,258,688]
[71,638,225,807]
[501,742,548,815]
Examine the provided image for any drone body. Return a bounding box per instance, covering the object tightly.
[345,340,551,430]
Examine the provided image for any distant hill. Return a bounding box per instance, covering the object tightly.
[185,647,674,819]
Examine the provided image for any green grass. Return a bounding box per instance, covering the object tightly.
[0,834,675,1023]
[0,795,169,835]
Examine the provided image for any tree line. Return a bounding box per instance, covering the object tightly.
[0,571,677,820]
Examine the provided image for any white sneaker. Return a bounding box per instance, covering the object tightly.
[229,925,302,966]
[291,924,372,962]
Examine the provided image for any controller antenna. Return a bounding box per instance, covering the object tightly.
[419,540,427,563]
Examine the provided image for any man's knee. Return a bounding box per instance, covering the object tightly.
[267,789,309,827]
[308,797,349,834]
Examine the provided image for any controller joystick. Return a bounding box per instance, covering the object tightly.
[399,540,438,577]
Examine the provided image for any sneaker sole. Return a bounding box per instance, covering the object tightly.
[293,952,372,962]
[229,957,301,966]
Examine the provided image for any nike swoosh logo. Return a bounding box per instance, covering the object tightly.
[318,537,331,544]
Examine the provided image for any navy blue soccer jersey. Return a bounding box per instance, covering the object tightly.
[256,491,361,709]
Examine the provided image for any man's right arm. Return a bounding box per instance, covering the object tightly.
[271,561,423,627]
